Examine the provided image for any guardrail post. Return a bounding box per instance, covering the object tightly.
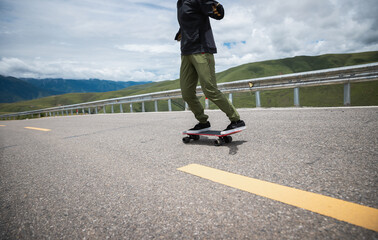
[229,93,233,104]
[111,105,114,114]
[82,108,85,115]
[120,104,123,113]
[142,102,145,112]
[130,103,133,113]
[344,82,351,106]
[154,101,158,112]
[185,102,189,111]
[88,108,91,114]
[168,99,172,112]
[205,98,209,109]
[103,106,106,114]
[294,87,300,107]
[95,107,98,114]
[70,110,73,115]
[255,91,261,107]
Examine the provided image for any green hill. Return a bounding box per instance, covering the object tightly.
[216,51,378,83]
[1,51,377,115]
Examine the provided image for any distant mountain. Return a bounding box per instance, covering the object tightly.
[21,78,152,95]
[0,77,152,103]
[0,76,61,103]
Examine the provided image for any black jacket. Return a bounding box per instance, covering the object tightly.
[176,0,224,55]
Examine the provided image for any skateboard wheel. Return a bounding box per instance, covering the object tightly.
[224,136,232,143]
[182,137,191,144]
[192,135,200,141]
[215,138,225,146]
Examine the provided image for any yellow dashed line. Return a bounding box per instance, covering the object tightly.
[178,164,378,232]
[24,127,51,132]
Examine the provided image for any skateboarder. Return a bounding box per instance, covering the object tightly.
[175,0,245,133]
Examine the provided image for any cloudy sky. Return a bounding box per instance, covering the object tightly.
[0,0,377,82]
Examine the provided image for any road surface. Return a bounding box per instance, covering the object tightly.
[1,107,377,239]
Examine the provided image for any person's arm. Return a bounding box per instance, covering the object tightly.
[198,0,224,20]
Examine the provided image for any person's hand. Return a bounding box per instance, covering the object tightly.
[212,3,221,17]
[175,31,182,42]
[177,33,182,42]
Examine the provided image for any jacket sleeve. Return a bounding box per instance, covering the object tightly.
[198,0,224,20]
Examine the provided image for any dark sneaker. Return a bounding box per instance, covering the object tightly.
[222,120,246,134]
[186,121,211,133]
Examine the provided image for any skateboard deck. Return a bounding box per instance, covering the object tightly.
[182,127,246,146]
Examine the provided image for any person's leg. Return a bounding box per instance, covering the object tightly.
[180,55,209,123]
[191,53,240,122]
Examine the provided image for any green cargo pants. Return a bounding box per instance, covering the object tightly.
[180,53,240,123]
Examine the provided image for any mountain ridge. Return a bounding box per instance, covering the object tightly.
[0,76,152,103]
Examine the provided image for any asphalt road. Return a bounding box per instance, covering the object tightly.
[0,107,377,239]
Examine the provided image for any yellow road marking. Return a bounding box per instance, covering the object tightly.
[24,127,51,132]
[0,125,6,127]
[178,164,378,232]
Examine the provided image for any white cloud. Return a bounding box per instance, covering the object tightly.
[0,57,174,82]
[213,0,378,71]
[116,44,177,54]
[0,0,377,81]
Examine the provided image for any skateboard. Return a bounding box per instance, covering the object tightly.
[182,127,246,146]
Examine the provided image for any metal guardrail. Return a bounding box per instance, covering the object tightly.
[1,63,378,120]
